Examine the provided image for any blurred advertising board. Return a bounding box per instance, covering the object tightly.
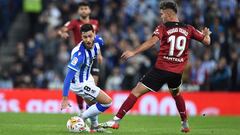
[0,89,239,116]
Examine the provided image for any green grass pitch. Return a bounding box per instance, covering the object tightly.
[0,113,240,135]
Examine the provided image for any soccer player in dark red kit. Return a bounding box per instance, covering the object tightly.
[58,2,102,112]
[100,0,211,133]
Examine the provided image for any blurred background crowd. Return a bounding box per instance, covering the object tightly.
[0,0,239,91]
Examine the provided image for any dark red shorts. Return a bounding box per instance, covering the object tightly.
[139,67,182,91]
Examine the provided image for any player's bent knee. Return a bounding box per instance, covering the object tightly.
[170,87,180,96]
[105,97,112,104]
[102,92,112,104]
[131,91,141,98]
[96,90,112,104]
[132,85,150,98]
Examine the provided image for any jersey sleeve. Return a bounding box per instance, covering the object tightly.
[67,51,84,71]
[64,20,75,30]
[95,35,104,47]
[152,25,164,40]
[98,36,104,47]
[62,68,76,96]
[190,26,204,41]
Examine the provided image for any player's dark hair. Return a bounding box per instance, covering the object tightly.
[78,2,90,7]
[160,0,178,13]
[80,24,94,33]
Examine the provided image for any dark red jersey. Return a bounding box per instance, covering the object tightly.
[153,22,204,74]
[65,19,99,44]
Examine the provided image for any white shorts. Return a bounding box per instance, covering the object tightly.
[70,80,101,101]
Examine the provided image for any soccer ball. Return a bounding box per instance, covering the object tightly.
[66,116,88,132]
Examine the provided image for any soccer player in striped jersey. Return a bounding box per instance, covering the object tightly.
[61,24,112,132]
[58,2,101,113]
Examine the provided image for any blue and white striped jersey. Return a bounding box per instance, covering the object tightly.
[67,35,104,83]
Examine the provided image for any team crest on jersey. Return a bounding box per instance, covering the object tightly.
[154,29,159,35]
[71,57,78,65]
[78,52,81,56]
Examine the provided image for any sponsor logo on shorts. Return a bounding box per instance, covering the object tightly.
[91,90,96,94]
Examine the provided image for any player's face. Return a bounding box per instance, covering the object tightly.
[78,6,91,18]
[82,31,95,49]
[160,9,167,23]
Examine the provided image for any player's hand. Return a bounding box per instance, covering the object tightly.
[61,97,71,110]
[201,27,212,36]
[59,32,69,39]
[121,50,136,60]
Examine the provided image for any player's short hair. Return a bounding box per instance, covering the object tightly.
[160,0,178,13]
[80,24,94,33]
[78,2,90,7]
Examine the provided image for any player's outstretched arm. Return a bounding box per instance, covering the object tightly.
[61,68,76,110]
[58,26,70,39]
[121,36,159,60]
[201,27,211,45]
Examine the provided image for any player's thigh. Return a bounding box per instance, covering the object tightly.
[167,73,182,89]
[131,82,151,97]
[139,68,167,92]
[96,90,112,104]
